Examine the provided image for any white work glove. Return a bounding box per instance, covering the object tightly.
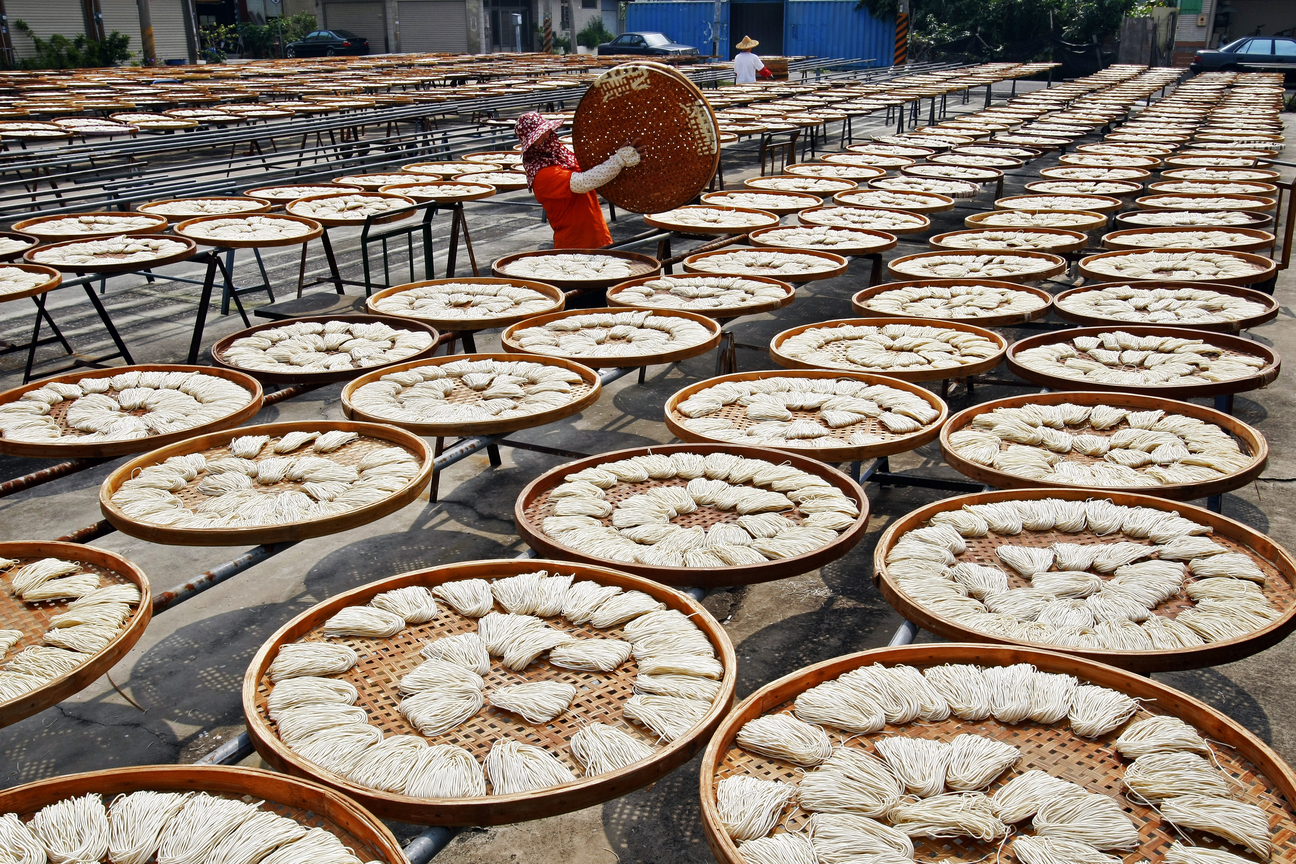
[569,146,641,194]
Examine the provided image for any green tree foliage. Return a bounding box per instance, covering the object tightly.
[11,21,131,69]
[239,13,318,58]
[576,18,616,49]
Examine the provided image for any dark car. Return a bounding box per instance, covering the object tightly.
[596,32,699,57]
[285,30,370,58]
[1190,36,1296,78]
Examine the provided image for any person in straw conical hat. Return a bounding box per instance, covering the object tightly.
[733,36,766,84]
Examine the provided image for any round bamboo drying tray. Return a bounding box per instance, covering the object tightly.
[211,314,441,385]
[1038,166,1152,182]
[285,192,418,227]
[174,213,324,249]
[99,420,434,546]
[748,225,897,257]
[25,235,197,274]
[745,176,857,195]
[682,248,848,282]
[244,184,361,203]
[1113,209,1274,231]
[137,197,271,222]
[0,263,61,303]
[13,212,168,242]
[376,180,497,203]
[770,317,1008,383]
[995,194,1123,214]
[516,443,867,587]
[902,163,1004,183]
[700,642,1296,864]
[501,307,721,368]
[664,369,947,463]
[887,249,1067,284]
[643,205,780,236]
[784,162,886,181]
[365,277,565,332]
[797,205,932,235]
[929,227,1088,254]
[1135,193,1277,214]
[1160,167,1280,183]
[0,364,263,459]
[1147,180,1279,198]
[0,765,406,863]
[453,171,529,191]
[941,390,1267,500]
[851,279,1052,327]
[965,208,1108,232]
[1053,281,1279,333]
[1077,249,1279,287]
[340,352,601,437]
[0,541,151,729]
[1163,155,1258,169]
[0,232,38,263]
[244,558,737,825]
[606,273,795,319]
[700,190,822,216]
[1060,153,1161,168]
[875,488,1296,673]
[491,249,661,290]
[1007,324,1280,398]
[1101,226,1276,253]
[573,61,719,214]
[832,189,955,214]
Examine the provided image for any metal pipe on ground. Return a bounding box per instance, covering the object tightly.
[0,458,107,499]
[151,542,298,614]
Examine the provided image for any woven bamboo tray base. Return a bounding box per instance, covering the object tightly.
[770,319,1007,384]
[364,278,566,333]
[875,489,1296,672]
[0,766,404,864]
[702,644,1296,864]
[245,559,736,825]
[1052,281,1280,334]
[0,541,151,729]
[26,235,198,275]
[491,250,662,291]
[606,275,795,320]
[664,370,947,463]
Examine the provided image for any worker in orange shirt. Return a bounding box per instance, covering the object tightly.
[516,112,640,250]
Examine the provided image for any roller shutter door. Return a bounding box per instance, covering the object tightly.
[397,0,466,52]
[5,0,82,59]
[322,1,388,52]
[99,0,143,57]
[151,0,192,63]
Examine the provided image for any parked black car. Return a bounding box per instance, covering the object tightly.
[596,32,699,57]
[285,30,370,58]
[1190,36,1296,78]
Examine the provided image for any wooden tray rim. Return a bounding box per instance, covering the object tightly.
[606,273,795,320]
[1052,280,1280,333]
[24,234,198,274]
[682,247,849,283]
[500,306,721,368]
[365,277,566,332]
[173,213,324,249]
[1077,248,1279,288]
[886,249,1067,284]
[851,278,1053,327]
[12,211,169,242]
[490,249,662,291]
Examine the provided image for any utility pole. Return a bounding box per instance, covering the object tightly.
[136,0,156,64]
[712,0,720,57]
[894,0,909,66]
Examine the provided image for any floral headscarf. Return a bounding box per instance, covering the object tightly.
[516,112,580,190]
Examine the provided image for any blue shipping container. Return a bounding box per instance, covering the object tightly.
[625,1,729,58]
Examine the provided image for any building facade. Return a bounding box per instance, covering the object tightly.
[3,0,197,64]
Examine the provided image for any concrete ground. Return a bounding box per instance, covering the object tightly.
[0,78,1292,863]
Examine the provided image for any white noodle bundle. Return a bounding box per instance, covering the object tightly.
[485,739,575,795]
[548,638,632,671]
[0,629,22,657]
[9,558,80,596]
[268,643,358,681]
[992,769,1081,823]
[266,677,357,719]
[805,812,914,861]
[621,608,695,640]
[874,737,952,798]
[797,747,901,818]
[419,633,490,675]
[570,722,654,775]
[793,680,885,734]
[1068,685,1138,738]
[634,672,723,701]
[736,714,833,766]
[588,590,666,628]
[405,744,487,798]
[1033,791,1139,850]
[839,665,919,725]
[1029,672,1079,724]
[1014,835,1123,864]
[344,735,427,793]
[887,665,950,721]
[945,734,1021,790]
[205,808,307,864]
[274,704,370,746]
[44,621,119,653]
[22,571,100,601]
[399,658,485,694]
[433,579,495,617]
[1124,751,1231,802]
[370,586,438,623]
[717,775,795,842]
[563,581,623,623]
[489,681,576,723]
[1164,841,1260,864]
[635,652,724,679]
[0,812,50,864]
[294,725,382,775]
[1159,795,1272,858]
[887,791,1008,841]
[737,833,815,864]
[258,827,362,864]
[107,790,190,864]
[924,664,991,720]
[491,571,546,615]
[30,793,109,864]
[985,663,1036,724]
[322,606,405,638]
[155,794,258,864]
[399,684,483,736]
[624,694,711,742]
[1114,714,1210,758]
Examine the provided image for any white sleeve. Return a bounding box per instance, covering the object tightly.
[569,148,640,194]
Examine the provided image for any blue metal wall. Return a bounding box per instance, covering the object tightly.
[625,2,730,57]
[786,0,893,66]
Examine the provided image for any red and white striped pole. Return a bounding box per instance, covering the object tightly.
[894,0,909,66]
